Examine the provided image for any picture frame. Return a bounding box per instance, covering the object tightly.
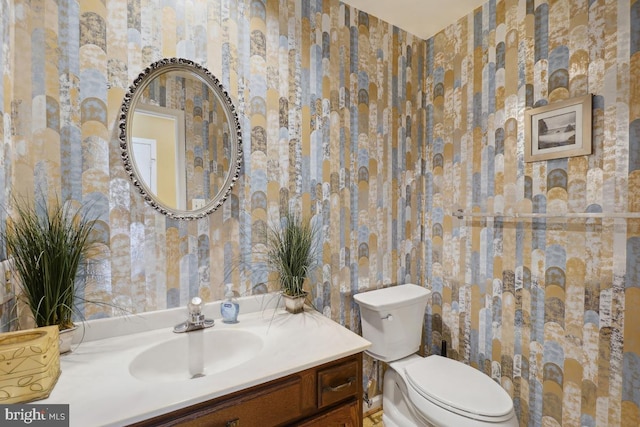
[524,94,592,162]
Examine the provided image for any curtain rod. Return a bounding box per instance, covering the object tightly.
[452,210,640,219]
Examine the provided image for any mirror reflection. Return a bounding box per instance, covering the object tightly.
[119,58,242,220]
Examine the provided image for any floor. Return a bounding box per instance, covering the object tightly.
[363,409,384,427]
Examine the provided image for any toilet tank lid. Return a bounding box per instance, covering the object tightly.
[353,284,431,310]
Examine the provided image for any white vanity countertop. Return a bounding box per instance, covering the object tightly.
[41,297,371,427]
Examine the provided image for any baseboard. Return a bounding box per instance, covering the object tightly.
[363,394,383,417]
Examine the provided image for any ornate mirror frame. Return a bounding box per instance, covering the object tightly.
[118,58,243,220]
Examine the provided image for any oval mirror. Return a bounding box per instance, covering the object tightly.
[118,58,242,220]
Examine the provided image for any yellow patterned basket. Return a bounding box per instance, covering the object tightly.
[0,326,61,403]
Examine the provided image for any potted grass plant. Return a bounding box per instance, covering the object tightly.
[2,196,98,352]
[265,210,319,314]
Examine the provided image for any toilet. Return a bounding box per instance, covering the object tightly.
[354,284,518,427]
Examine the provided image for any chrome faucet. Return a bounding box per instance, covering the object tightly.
[173,297,215,333]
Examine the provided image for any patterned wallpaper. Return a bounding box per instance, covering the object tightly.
[423,1,639,426]
[0,0,420,316]
[0,0,637,426]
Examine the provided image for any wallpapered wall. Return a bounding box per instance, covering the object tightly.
[423,1,639,426]
[0,0,637,426]
[0,0,422,317]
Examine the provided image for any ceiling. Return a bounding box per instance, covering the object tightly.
[340,0,487,40]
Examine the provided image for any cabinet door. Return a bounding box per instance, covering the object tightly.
[153,376,303,427]
[294,401,359,427]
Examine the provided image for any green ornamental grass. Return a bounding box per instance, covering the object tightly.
[265,211,318,297]
[3,197,97,331]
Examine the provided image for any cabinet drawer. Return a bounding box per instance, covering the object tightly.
[317,360,359,409]
[295,400,359,427]
[168,376,303,427]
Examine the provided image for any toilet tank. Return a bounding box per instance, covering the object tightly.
[353,284,430,362]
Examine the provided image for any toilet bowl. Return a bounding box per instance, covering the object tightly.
[354,284,518,427]
[385,354,518,427]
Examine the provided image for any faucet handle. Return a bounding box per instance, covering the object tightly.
[188,297,204,325]
[188,297,203,314]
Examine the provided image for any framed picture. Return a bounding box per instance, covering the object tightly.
[524,94,592,162]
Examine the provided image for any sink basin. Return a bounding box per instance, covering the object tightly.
[129,328,264,382]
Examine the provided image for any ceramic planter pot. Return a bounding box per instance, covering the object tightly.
[282,291,307,314]
[58,325,78,354]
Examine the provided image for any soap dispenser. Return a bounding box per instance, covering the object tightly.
[221,283,239,323]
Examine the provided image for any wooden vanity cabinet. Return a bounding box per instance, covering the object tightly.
[128,352,363,427]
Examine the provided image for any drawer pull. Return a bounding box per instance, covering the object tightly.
[225,419,240,427]
[323,376,356,393]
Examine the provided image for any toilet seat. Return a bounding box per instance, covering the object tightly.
[404,355,515,423]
